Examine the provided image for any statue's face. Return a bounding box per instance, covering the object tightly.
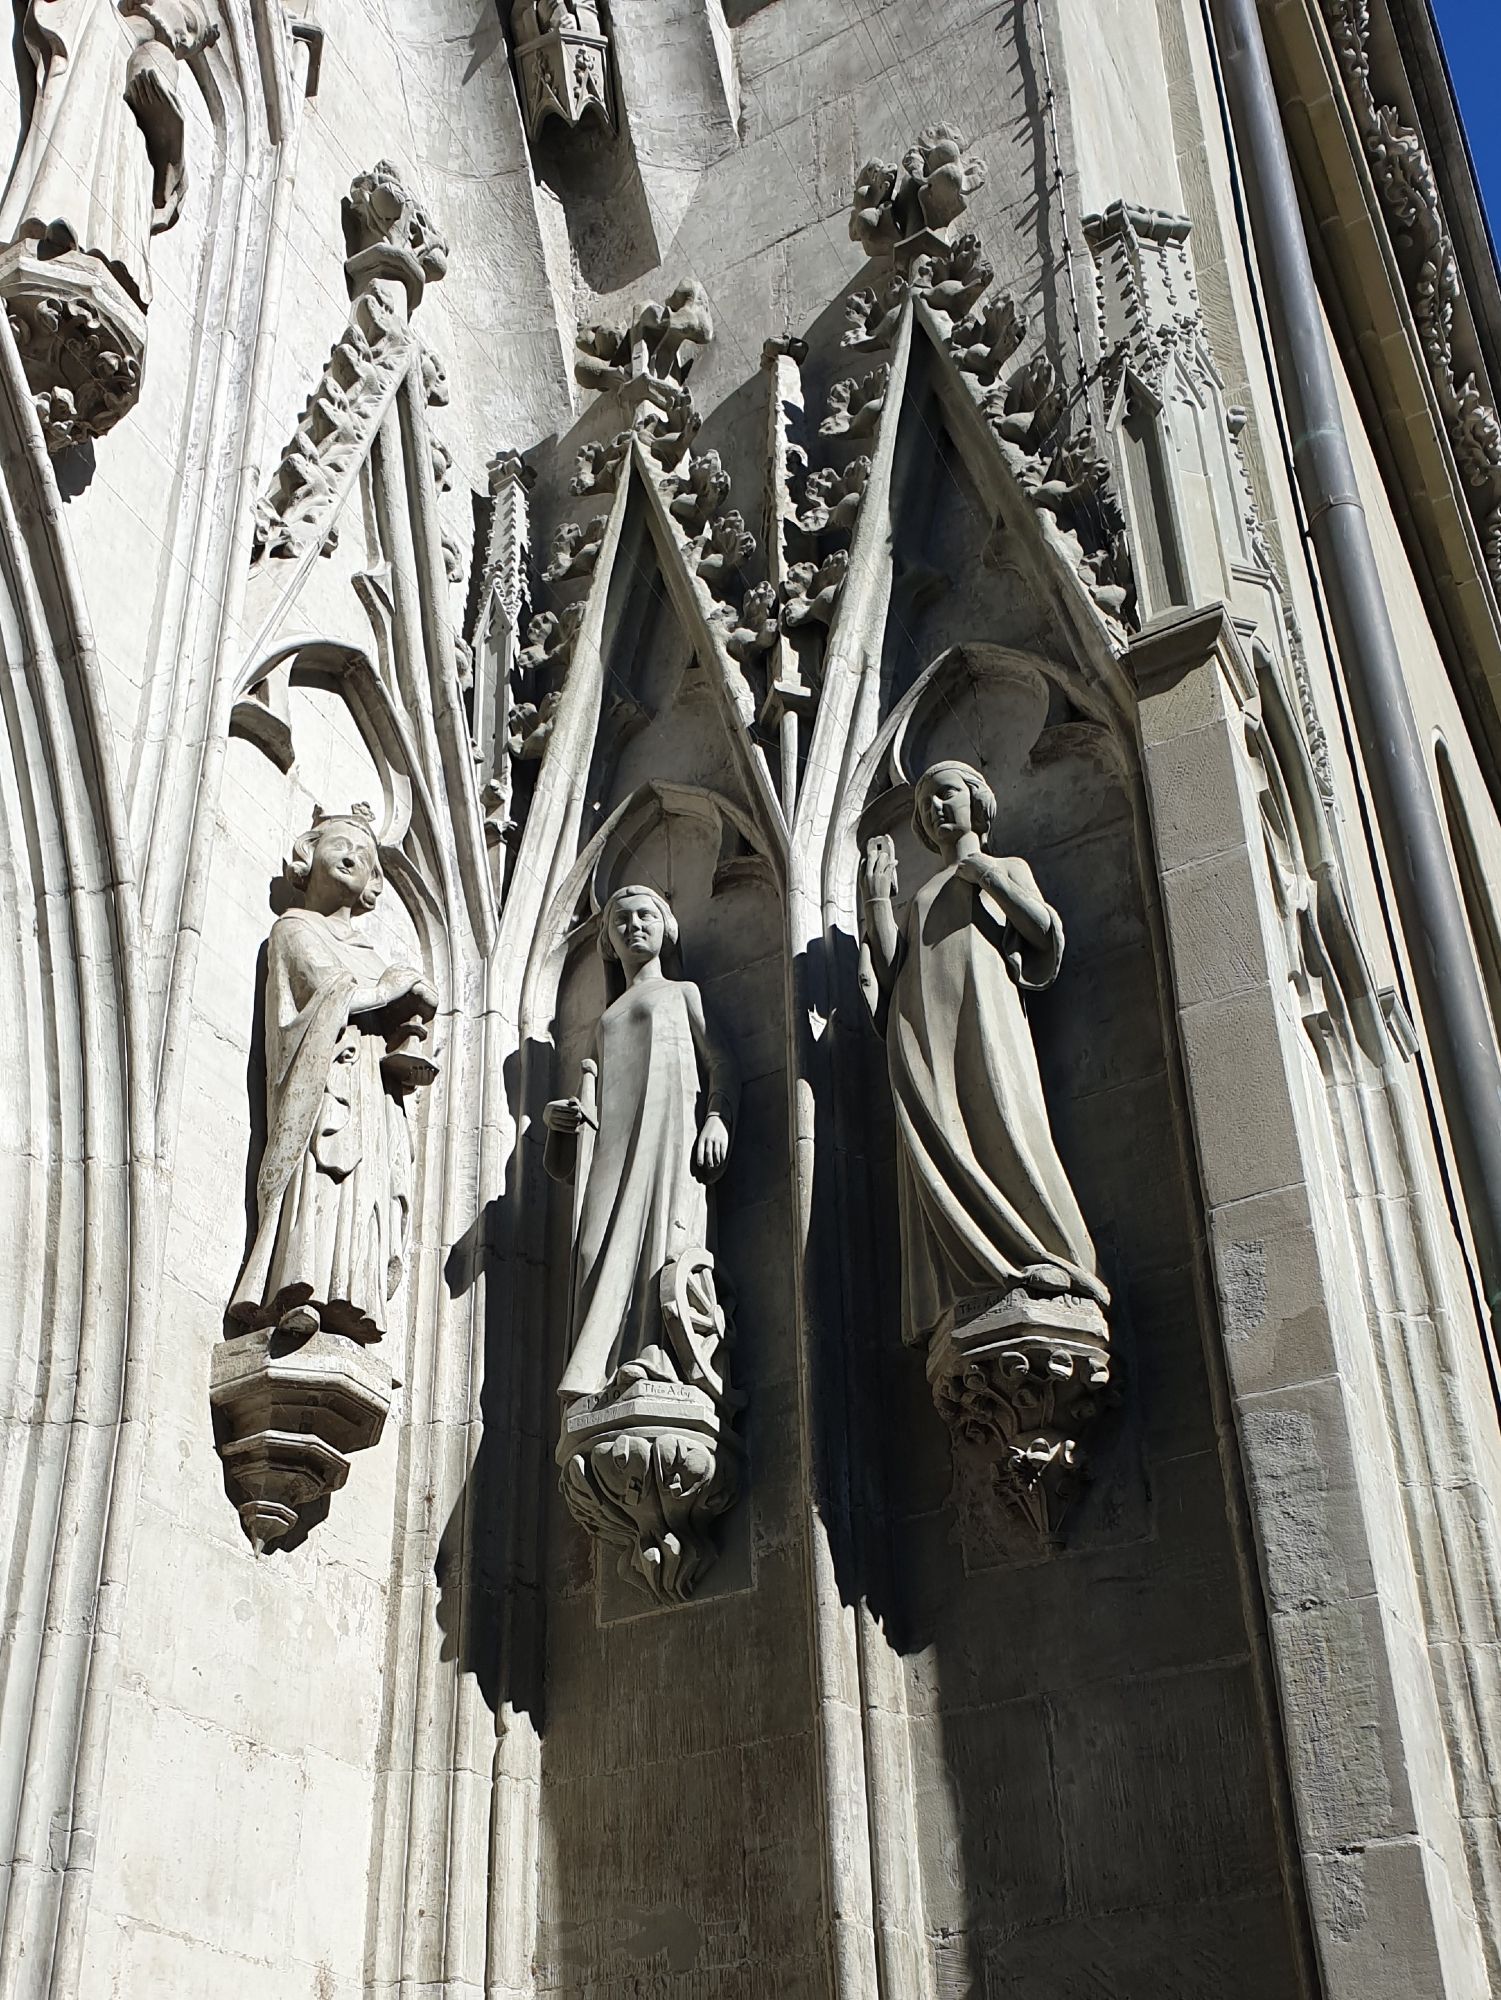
[920,770,975,844]
[609,893,666,969]
[309,826,379,909]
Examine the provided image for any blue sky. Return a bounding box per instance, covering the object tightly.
[1432,0,1501,240]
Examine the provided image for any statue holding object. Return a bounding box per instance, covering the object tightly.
[861,761,1111,1534]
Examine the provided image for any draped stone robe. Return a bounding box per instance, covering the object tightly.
[883,858,1107,1347]
[230,909,414,1344]
[556,975,736,1400]
[1,0,193,310]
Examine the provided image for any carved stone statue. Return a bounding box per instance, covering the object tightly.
[229,806,438,1343]
[861,760,1110,1532]
[545,885,742,1601]
[0,0,217,450]
[212,806,438,1551]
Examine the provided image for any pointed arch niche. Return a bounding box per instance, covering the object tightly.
[819,635,1313,1992]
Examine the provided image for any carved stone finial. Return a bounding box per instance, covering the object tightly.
[252,165,447,563]
[848,125,987,264]
[573,280,714,401]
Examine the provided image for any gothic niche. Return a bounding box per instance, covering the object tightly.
[860,754,1112,1536]
[545,884,742,1605]
[0,0,218,453]
[212,805,438,1551]
[510,0,614,142]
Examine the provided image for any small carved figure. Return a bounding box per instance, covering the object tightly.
[696,511,755,591]
[637,378,702,470]
[841,277,909,353]
[229,807,438,1346]
[847,127,987,258]
[542,514,609,584]
[796,458,871,537]
[913,233,993,328]
[821,367,889,439]
[507,688,562,761]
[850,157,905,255]
[668,450,731,536]
[517,603,582,677]
[781,550,849,629]
[902,125,988,232]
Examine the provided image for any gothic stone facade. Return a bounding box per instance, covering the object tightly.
[2,2,1501,1998]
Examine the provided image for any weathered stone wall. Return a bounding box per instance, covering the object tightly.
[0,2,1499,1998]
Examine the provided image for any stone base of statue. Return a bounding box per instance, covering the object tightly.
[0,243,146,454]
[926,1287,1112,1541]
[210,1325,395,1554]
[558,1371,738,1607]
[512,9,613,141]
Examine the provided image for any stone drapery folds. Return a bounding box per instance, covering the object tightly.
[0,0,217,452]
[213,806,439,1552]
[544,885,742,1603]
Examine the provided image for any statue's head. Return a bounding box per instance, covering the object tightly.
[288,803,384,914]
[599,884,678,973]
[913,760,996,853]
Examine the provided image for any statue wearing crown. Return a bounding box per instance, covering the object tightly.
[229,806,438,1347]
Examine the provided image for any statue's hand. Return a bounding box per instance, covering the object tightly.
[955,852,1003,893]
[862,833,898,903]
[543,1097,587,1135]
[694,1112,730,1180]
[381,966,439,1020]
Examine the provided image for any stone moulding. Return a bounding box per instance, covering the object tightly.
[1321,0,1501,587]
[926,1289,1112,1539]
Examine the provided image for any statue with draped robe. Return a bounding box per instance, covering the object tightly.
[0,0,215,448]
[544,884,741,1601]
[229,806,438,1347]
[862,759,1110,1528]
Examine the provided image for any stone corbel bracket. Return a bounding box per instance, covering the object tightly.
[510,0,614,142]
[926,1288,1112,1539]
[251,161,448,564]
[210,1328,395,1553]
[558,1249,742,1604]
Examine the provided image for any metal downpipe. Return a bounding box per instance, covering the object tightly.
[1208,0,1501,1339]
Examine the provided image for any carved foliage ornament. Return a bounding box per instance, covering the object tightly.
[1322,0,1501,587]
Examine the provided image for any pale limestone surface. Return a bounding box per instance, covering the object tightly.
[0,2,1498,1999]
